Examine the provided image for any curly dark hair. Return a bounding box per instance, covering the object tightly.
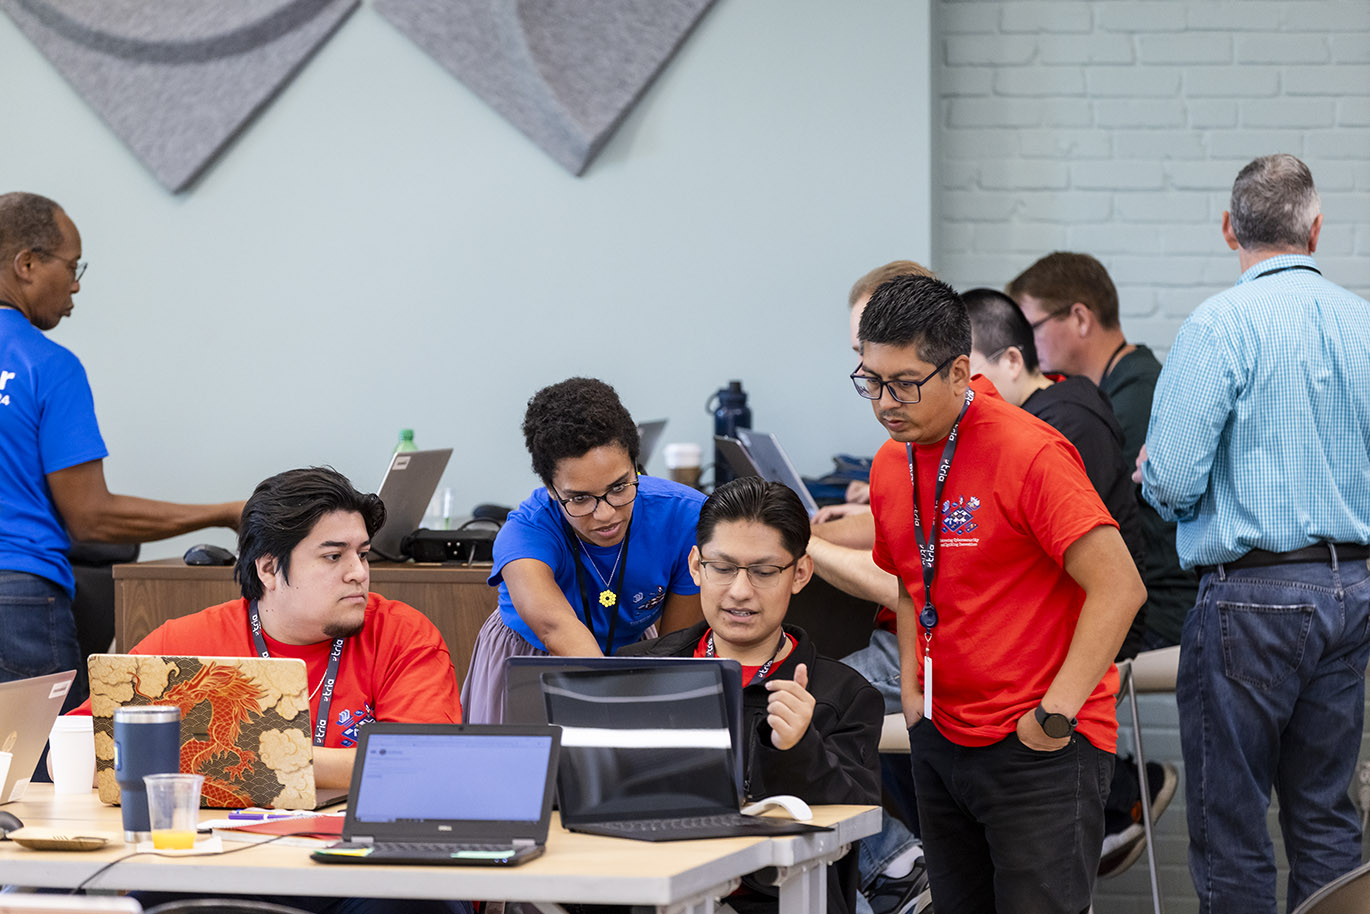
[235,467,386,601]
[522,377,640,485]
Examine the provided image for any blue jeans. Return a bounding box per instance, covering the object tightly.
[910,719,1112,914]
[841,628,901,714]
[0,571,78,690]
[1178,554,1370,914]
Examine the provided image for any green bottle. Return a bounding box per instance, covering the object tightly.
[394,429,419,454]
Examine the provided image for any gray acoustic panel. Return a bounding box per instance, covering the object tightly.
[0,0,359,193]
[375,0,716,176]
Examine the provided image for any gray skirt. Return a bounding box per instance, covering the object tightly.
[459,610,659,724]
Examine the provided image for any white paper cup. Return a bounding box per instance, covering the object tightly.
[663,442,703,487]
[48,716,96,795]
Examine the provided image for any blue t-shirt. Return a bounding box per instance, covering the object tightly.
[0,308,108,596]
[489,475,705,653]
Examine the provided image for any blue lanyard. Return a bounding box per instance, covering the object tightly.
[905,388,975,635]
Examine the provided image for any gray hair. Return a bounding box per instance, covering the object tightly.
[0,192,64,265]
[1228,154,1320,251]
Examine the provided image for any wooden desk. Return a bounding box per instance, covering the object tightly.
[112,561,497,686]
[0,787,879,914]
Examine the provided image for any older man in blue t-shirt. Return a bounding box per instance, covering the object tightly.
[0,192,242,705]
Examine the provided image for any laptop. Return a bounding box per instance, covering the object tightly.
[312,723,560,866]
[713,435,761,480]
[542,665,830,842]
[503,656,745,795]
[371,448,453,559]
[734,429,822,518]
[88,654,348,810]
[0,671,75,804]
[635,419,668,468]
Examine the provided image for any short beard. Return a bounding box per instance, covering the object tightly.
[322,617,365,640]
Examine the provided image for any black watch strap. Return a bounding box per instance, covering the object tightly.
[1034,704,1077,739]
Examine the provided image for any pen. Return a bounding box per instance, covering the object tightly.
[228,811,302,821]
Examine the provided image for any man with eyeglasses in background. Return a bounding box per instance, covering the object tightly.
[624,475,883,914]
[856,274,1144,914]
[0,192,242,706]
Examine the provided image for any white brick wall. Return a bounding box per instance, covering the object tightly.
[932,0,1370,361]
[929,3,1370,911]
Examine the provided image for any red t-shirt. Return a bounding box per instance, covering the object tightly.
[692,630,797,684]
[871,378,1120,751]
[77,594,461,747]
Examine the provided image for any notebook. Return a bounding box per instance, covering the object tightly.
[542,665,830,842]
[504,655,746,796]
[371,448,453,559]
[0,671,75,804]
[88,654,347,810]
[734,429,822,518]
[312,723,560,866]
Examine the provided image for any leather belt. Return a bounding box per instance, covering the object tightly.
[1196,542,1370,578]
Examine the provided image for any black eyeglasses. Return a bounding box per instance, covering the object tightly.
[31,248,87,283]
[1029,309,1069,332]
[698,558,799,588]
[850,355,954,405]
[550,477,640,517]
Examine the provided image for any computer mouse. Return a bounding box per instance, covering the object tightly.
[183,543,235,566]
[740,794,813,821]
[0,809,23,838]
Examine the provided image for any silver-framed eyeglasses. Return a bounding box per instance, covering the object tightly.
[850,355,954,405]
[30,247,87,282]
[550,477,640,517]
[698,558,799,588]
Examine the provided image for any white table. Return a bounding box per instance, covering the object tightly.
[0,787,879,914]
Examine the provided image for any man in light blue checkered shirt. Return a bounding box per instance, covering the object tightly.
[1137,154,1370,914]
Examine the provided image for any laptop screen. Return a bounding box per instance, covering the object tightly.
[354,730,554,825]
[542,666,740,822]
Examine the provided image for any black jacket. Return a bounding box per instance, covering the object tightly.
[622,621,883,914]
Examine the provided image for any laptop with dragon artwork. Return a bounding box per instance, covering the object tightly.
[88,654,347,810]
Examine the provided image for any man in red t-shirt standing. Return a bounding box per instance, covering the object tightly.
[855,275,1145,913]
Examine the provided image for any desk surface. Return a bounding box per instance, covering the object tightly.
[1,787,878,911]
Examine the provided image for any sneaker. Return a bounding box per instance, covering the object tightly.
[865,857,933,914]
[1098,759,1178,878]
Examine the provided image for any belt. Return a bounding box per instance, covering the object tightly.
[1196,542,1370,578]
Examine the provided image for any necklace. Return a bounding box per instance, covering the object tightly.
[578,538,627,607]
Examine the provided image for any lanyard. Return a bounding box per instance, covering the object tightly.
[248,600,344,747]
[559,507,632,655]
[704,628,787,686]
[1099,340,1129,386]
[1254,264,1321,280]
[905,388,975,637]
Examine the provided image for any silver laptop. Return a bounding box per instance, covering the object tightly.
[313,723,560,866]
[636,419,668,467]
[730,429,821,518]
[0,671,75,804]
[372,448,452,559]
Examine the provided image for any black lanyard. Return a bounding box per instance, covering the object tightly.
[558,508,632,655]
[1099,340,1129,386]
[248,601,344,747]
[704,628,787,686]
[905,388,975,637]
[1255,264,1321,280]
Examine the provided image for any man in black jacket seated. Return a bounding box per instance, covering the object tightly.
[623,476,885,914]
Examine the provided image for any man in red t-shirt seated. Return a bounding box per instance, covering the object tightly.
[79,466,463,789]
[855,275,1145,914]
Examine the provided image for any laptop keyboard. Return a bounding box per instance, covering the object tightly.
[590,813,756,834]
[364,841,515,856]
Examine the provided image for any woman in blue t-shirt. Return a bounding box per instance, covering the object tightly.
[460,377,705,722]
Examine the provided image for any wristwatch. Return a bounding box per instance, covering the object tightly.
[1034,704,1077,740]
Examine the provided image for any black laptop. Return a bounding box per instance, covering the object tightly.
[541,665,830,842]
[312,723,560,866]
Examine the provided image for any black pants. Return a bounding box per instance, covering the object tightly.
[909,719,1112,914]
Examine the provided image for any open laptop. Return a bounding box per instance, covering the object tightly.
[371,448,453,559]
[635,419,668,468]
[311,723,560,866]
[503,656,745,795]
[0,671,75,804]
[542,665,830,842]
[733,429,822,518]
[88,654,347,810]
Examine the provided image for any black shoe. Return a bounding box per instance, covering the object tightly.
[865,857,933,914]
[1098,759,1178,878]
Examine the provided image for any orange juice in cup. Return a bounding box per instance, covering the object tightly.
[151,829,196,850]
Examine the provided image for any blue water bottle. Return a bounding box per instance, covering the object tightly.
[113,705,182,841]
[709,380,751,485]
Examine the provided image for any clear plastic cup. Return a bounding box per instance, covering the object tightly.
[144,773,203,849]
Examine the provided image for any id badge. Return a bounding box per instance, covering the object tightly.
[923,653,933,721]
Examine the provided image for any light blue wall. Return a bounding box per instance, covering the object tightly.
[0,1,931,558]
